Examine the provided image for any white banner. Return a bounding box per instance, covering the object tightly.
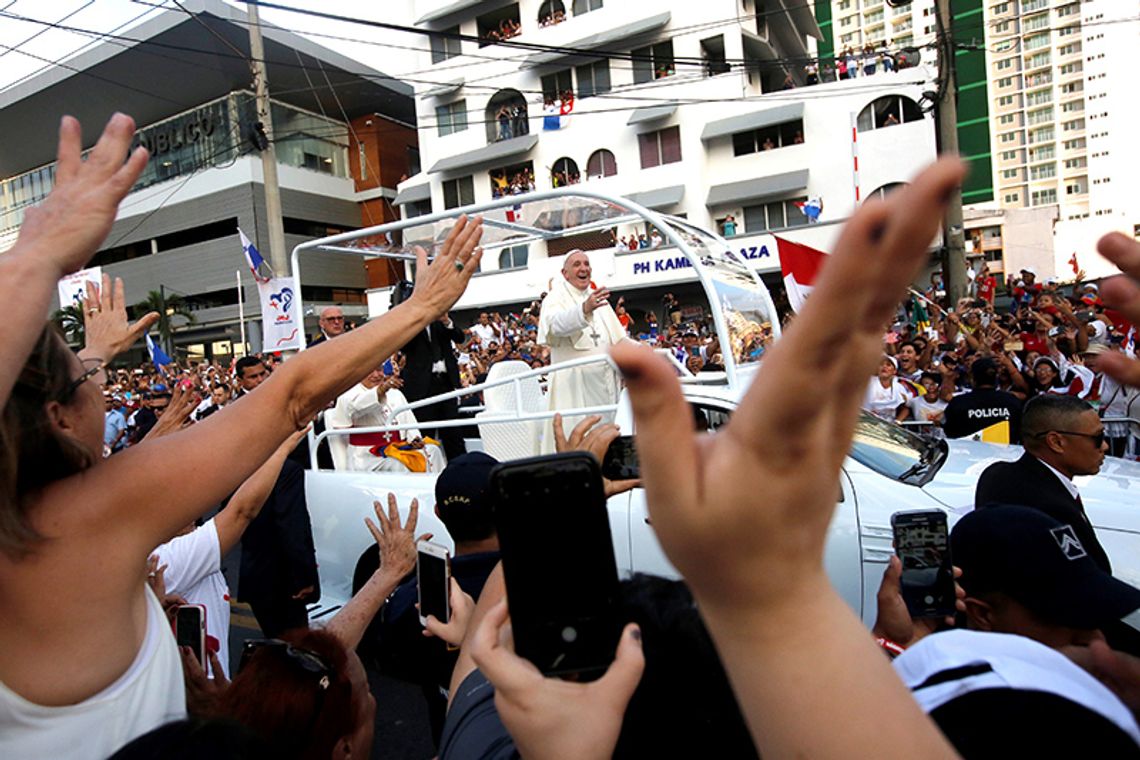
[257,276,301,351]
[57,266,102,308]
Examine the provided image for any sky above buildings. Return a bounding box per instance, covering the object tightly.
[0,0,419,92]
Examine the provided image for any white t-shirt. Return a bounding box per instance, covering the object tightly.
[470,323,499,345]
[864,378,911,420]
[153,519,231,678]
[0,587,186,759]
[908,395,948,424]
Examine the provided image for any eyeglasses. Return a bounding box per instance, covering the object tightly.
[1038,430,1106,447]
[239,639,331,685]
[60,358,107,399]
[239,639,331,735]
[322,315,345,322]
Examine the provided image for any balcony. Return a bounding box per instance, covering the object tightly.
[1022,0,1049,12]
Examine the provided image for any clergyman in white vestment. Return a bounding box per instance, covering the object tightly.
[536,250,628,453]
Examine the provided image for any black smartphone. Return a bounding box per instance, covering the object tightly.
[601,435,639,481]
[891,510,956,619]
[417,540,451,626]
[491,452,621,679]
[175,604,207,666]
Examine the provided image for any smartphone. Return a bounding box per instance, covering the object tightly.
[1048,326,1063,338]
[891,510,956,619]
[417,540,451,626]
[382,358,395,377]
[602,436,639,481]
[175,604,207,666]
[491,453,621,679]
[1004,340,1024,352]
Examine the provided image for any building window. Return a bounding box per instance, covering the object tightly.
[486,89,529,143]
[701,35,730,76]
[431,26,462,63]
[732,119,804,156]
[443,176,475,209]
[856,96,924,131]
[576,60,611,98]
[478,4,522,46]
[436,100,468,137]
[357,142,367,181]
[498,243,529,270]
[638,126,682,169]
[1065,182,1084,195]
[632,40,675,84]
[572,0,602,14]
[1001,169,1019,180]
[1030,188,1057,205]
[538,0,566,26]
[1003,193,1019,204]
[743,197,808,232]
[586,148,617,178]
[541,70,574,102]
[551,157,580,186]
[407,146,421,176]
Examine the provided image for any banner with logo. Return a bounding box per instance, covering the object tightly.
[57,266,103,308]
[257,276,301,351]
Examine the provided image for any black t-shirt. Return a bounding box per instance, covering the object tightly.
[943,388,1024,443]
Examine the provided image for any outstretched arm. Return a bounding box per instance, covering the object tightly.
[0,114,148,407]
[611,159,966,758]
[324,495,426,649]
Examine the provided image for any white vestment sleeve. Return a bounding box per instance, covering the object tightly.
[343,385,382,416]
[546,303,590,337]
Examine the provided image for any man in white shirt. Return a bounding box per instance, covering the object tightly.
[333,363,446,473]
[469,313,500,346]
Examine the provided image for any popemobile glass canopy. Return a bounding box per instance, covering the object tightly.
[292,188,782,392]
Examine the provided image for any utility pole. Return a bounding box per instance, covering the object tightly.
[159,283,170,356]
[247,2,289,276]
[935,0,968,304]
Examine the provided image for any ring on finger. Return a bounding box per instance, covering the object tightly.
[454,260,465,272]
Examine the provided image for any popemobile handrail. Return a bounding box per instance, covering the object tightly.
[309,350,710,469]
[290,186,782,394]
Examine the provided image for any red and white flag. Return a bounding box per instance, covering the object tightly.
[776,237,827,313]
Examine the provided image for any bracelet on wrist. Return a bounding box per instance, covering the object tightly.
[875,636,906,659]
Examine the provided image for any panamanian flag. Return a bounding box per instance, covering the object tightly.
[145,333,173,371]
[777,236,827,313]
[238,228,272,283]
[793,197,824,223]
[543,95,574,130]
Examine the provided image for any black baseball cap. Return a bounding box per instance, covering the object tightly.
[952,506,1140,629]
[435,452,499,537]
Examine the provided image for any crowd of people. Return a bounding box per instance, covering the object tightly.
[862,265,1139,455]
[480,17,521,44]
[9,114,1140,760]
[794,40,906,89]
[489,165,535,198]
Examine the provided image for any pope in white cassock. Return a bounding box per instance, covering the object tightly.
[537,249,629,453]
[334,364,447,473]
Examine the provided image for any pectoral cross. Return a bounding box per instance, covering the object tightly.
[588,320,601,346]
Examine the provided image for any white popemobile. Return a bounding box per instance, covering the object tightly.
[292,190,1140,628]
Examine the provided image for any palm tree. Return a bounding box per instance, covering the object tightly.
[132,289,195,352]
[52,304,86,346]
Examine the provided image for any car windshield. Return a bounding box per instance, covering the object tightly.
[849,412,946,484]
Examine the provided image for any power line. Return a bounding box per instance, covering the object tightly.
[0,1,171,96]
[0,0,95,62]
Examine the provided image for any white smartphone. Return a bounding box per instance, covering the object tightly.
[417,540,451,627]
[175,604,207,666]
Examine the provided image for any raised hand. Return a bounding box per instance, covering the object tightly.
[408,215,484,319]
[552,413,640,497]
[82,274,160,361]
[365,494,426,581]
[1093,234,1140,387]
[610,158,966,758]
[470,600,644,760]
[14,114,149,277]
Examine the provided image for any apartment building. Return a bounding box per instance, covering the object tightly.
[389,0,941,316]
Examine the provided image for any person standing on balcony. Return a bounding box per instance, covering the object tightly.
[537,250,629,453]
[496,105,512,141]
